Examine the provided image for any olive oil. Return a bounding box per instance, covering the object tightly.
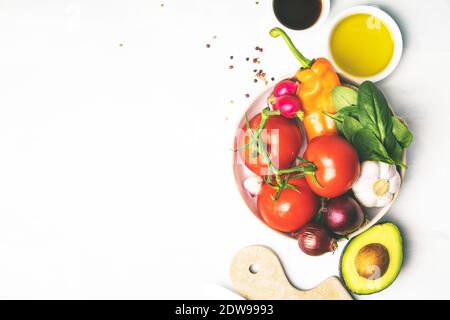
[330,14,394,78]
[273,0,322,30]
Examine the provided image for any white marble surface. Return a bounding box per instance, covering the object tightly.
[0,0,449,299]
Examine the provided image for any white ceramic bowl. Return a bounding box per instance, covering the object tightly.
[313,0,330,31]
[327,5,403,83]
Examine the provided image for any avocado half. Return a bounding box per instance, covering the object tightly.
[340,222,403,295]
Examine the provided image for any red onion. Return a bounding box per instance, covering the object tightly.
[272,95,303,119]
[297,223,337,256]
[321,196,365,235]
[273,79,299,97]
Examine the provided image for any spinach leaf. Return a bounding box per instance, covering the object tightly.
[325,105,359,134]
[342,117,363,141]
[392,116,413,148]
[384,132,404,166]
[327,81,412,166]
[327,105,359,124]
[338,105,359,118]
[332,86,358,111]
[334,118,344,135]
[352,128,395,164]
[357,81,393,143]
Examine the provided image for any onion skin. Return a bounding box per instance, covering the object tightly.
[297,223,337,256]
[273,79,299,97]
[322,196,365,235]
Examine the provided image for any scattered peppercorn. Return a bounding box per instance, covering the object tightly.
[206,44,210,48]
[245,94,250,98]
[230,56,233,60]
[255,46,260,51]
[271,77,275,81]
[253,69,257,73]
[259,47,263,52]
[252,58,258,63]
[229,65,234,70]
[254,79,258,83]
[246,57,250,61]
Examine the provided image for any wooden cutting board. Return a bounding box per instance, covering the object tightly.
[230,245,352,300]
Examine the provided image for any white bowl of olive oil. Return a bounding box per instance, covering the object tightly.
[327,6,403,83]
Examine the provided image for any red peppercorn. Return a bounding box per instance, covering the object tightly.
[229,65,234,69]
[245,93,250,98]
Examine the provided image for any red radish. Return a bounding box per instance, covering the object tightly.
[273,79,299,97]
[297,223,337,256]
[321,196,365,235]
[271,95,303,119]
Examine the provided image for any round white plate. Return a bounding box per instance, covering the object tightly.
[232,75,406,241]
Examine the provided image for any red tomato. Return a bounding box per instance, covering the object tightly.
[239,114,302,176]
[257,177,319,232]
[304,135,360,198]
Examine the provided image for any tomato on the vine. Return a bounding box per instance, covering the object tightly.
[257,177,319,233]
[304,135,360,198]
[239,113,302,176]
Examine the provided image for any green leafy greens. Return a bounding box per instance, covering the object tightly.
[357,82,392,144]
[329,82,412,167]
[392,116,413,148]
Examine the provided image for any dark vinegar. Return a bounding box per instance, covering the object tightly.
[273,0,322,30]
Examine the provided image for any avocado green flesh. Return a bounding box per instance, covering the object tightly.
[341,223,403,295]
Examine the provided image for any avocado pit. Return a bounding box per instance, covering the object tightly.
[355,243,390,280]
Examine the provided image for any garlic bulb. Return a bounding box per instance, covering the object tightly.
[243,175,263,196]
[352,161,401,208]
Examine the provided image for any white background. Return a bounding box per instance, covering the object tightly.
[0,0,449,299]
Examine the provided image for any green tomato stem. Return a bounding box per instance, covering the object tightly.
[246,107,317,200]
[254,108,280,139]
[277,165,316,175]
